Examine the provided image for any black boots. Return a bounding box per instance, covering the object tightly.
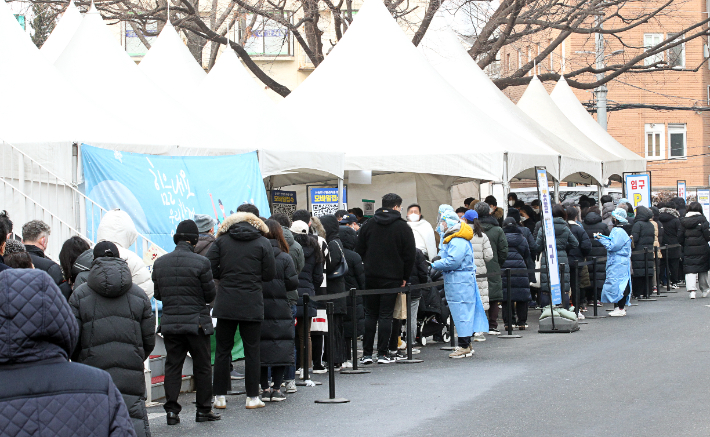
[166,412,180,425]
[196,410,222,422]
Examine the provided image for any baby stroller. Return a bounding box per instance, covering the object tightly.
[414,269,451,346]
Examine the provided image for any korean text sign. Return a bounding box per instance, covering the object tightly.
[678,181,687,200]
[82,145,270,252]
[536,169,562,305]
[624,174,651,208]
[309,187,347,217]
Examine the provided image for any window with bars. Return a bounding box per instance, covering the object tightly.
[667,33,685,68]
[645,123,665,159]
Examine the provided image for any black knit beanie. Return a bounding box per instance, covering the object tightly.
[174,220,199,245]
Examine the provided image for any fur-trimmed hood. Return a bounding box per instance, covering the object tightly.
[659,207,679,219]
[216,212,268,238]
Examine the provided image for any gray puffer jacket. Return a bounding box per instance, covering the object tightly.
[69,257,155,437]
[470,232,493,310]
[602,201,616,231]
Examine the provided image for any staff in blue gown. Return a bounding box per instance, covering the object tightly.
[595,208,632,317]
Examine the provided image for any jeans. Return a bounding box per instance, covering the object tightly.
[213,319,261,398]
[163,334,212,414]
[686,271,710,293]
[285,305,297,380]
[362,279,400,357]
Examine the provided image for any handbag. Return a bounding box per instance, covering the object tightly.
[393,292,408,320]
[326,241,349,279]
[311,309,328,333]
[530,259,542,288]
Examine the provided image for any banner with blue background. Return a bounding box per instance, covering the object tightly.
[82,144,270,252]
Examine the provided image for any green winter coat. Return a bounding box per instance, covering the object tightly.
[480,216,508,302]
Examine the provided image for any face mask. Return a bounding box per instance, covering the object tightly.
[521,216,527,222]
[408,214,420,222]
[533,208,540,213]
[509,200,515,207]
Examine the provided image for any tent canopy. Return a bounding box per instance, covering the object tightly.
[550,77,646,178]
[280,0,560,183]
[517,76,623,184]
[40,0,82,64]
[419,18,600,184]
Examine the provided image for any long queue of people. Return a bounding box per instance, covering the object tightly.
[1,190,707,436]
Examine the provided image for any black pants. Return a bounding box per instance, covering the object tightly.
[660,257,680,285]
[632,276,650,298]
[389,318,403,352]
[163,334,212,414]
[617,281,632,310]
[362,279,399,357]
[213,319,261,398]
[502,301,528,326]
[261,366,285,390]
[458,336,471,348]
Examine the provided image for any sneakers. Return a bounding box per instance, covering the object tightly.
[213,395,226,409]
[448,346,473,359]
[703,291,710,298]
[671,283,679,289]
[517,323,529,330]
[284,380,297,393]
[270,390,286,402]
[577,312,585,320]
[473,333,486,342]
[690,291,697,299]
[488,328,500,335]
[341,361,353,369]
[609,308,627,317]
[388,350,405,360]
[230,370,245,380]
[359,356,374,365]
[245,397,265,409]
[377,354,398,364]
[411,348,421,354]
[312,365,327,374]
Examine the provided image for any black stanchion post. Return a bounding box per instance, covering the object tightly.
[499,268,521,339]
[398,288,424,363]
[654,246,666,297]
[315,302,349,404]
[586,257,606,319]
[341,289,370,374]
[640,248,657,301]
[296,294,322,387]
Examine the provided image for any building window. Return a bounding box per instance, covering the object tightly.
[644,33,664,66]
[506,53,511,72]
[667,33,685,68]
[240,11,293,57]
[668,124,687,158]
[645,123,665,159]
[125,21,157,57]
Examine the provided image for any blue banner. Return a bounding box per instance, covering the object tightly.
[82,145,269,252]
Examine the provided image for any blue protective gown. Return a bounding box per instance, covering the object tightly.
[599,226,632,305]
[432,226,488,337]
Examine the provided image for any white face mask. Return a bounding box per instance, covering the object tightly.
[509,200,515,207]
[521,216,527,222]
[533,208,540,213]
[408,213,420,222]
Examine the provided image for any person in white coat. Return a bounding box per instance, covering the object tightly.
[406,204,438,261]
[463,210,493,341]
[96,209,154,299]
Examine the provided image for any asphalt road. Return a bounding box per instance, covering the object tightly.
[148,288,710,437]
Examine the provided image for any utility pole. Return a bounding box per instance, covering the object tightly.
[595,14,608,131]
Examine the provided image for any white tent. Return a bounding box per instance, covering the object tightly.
[550,77,646,176]
[40,0,82,64]
[138,21,206,95]
[419,19,601,184]
[197,47,343,185]
[280,0,561,185]
[517,76,626,183]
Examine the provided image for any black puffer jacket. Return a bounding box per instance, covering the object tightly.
[339,226,365,338]
[152,241,216,335]
[260,240,298,366]
[680,212,710,273]
[672,197,687,217]
[535,217,578,293]
[631,206,656,277]
[659,207,683,259]
[296,243,324,319]
[207,213,276,321]
[0,269,136,437]
[25,244,71,300]
[583,211,609,290]
[409,248,429,299]
[72,248,93,289]
[567,221,592,268]
[355,208,416,283]
[69,257,155,437]
[501,226,532,302]
[320,215,347,315]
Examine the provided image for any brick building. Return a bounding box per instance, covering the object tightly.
[499,0,710,191]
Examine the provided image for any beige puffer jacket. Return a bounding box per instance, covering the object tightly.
[470,232,493,310]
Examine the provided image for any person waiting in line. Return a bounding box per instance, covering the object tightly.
[679,202,710,299]
[69,241,155,437]
[4,240,34,269]
[431,210,488,358]
[340,213,361,232]
[485,196,505,226]
[501,217,533,330]
[531,199,542,222]
[583,206,610,306]
[207,211,276,410]
[535,205,578,309]
[339,223,366,366]
[22,220,71,298]
[630,206,656,298]
[319,215,348,370]
[596,208,632,317]
[464,197,475,209]
[407,203,438,261]
[355,193,416,365]
[519,205,537,234]
[58,236,91,297]
[152,220,220,425]
[0,221,10,272]
[271,213,305,274]
[260,220,299,402]
[566,206,592,312]
[507,192,518,208]
[194,214,218,256]
[658,202,683,289]
[463,209,493,342]
[456,207,468,218]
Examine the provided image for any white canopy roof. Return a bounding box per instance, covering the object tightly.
[197,47,343,183]
[517,76,625,183]
[419,18,600,183]
[138,21,206,95]
[281,0,559,182]
[40,0,82,64]
[550,77,646,176]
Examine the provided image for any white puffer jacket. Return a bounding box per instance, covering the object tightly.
[96,209,154,299]
[471,232,493,310]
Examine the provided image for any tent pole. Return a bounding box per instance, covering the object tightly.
[338,178,345,210]
[503,153,509,217]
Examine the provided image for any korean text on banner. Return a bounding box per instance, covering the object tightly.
[536,169,562,306]
[698,189,710,221]
[82,145,270,252]
[624,174,651,208]
[271,190,297,218]
[309,187,348,217]
[678,181,687,200]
